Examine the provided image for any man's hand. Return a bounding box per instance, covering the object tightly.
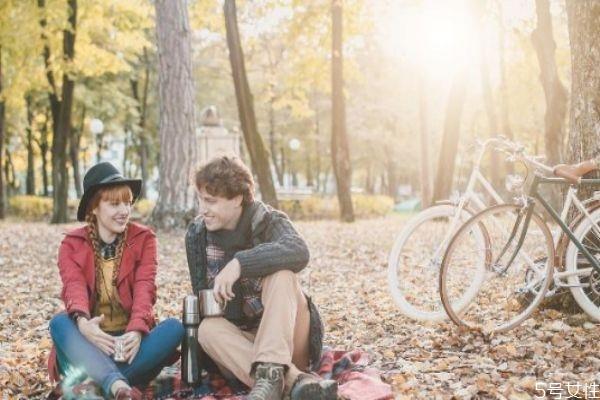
[120,331,142,364]
[213,258,241,305]
[77,315,115,356]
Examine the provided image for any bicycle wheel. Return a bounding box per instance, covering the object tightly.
[387,204,482,321]
[566,207,600,321]
[439,204,554,333]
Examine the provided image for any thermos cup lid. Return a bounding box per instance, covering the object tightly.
[183,295,200,325]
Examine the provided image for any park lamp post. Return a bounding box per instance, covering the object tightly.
[288,138,301,187]
[90,118,104,163]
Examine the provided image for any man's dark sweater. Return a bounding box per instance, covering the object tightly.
[185,200,324,369]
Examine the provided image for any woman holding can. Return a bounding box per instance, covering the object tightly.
[46,162,184,400]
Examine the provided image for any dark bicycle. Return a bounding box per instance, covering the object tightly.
[439,153,600,333]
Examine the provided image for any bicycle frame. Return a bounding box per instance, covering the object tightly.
[499,174,600,277]
[429,140,505,262]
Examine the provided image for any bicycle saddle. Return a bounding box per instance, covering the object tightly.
[553,160,597,184]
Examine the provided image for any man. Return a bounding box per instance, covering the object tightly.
[185,156,337,400]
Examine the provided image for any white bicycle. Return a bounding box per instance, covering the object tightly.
[387,137,518,321]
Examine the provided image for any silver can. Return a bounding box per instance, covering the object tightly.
[113,337,126,362]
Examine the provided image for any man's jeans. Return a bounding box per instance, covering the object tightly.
[49,313,184,396]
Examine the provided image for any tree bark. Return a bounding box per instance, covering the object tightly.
[532,0,568,166]
[224,0,278,207]
[4,142,16,194]
[365,162,374,194]
[0,45,4,219]
[565,0,600,200]
[151,0,198,229]
[386,158,398,200]
[313,96,322,192]
[331,0,354,222]
[130,47,151,199]
[38,0,77,223]
[52,0,77,223]
[305,149,313,187]
[223,0,278,208]
[418,75,432,208]
[280,146,286,185]
[432,71,468,202]
[38,110,50,197]
[497,0,514,174]
[539,0,600,314]
[268,97,284,186]
[474,1,501,188]
[70,105,85,197]
[25,94,36,195]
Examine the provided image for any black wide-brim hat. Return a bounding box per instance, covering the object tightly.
[77,162,142,222]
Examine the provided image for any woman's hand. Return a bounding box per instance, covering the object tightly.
[213,258,241,305]
[77,315,115,355]
[120,331,142,364]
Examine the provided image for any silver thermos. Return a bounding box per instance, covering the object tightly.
[181,295,201,385]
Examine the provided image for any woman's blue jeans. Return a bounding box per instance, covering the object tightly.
[49,313,184,396]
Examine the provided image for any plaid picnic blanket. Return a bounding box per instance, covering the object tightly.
[143,349,393,400]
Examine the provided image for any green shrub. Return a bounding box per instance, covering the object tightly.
[279,194,393,220]
[9,196,53,220]
[352,194,394,218]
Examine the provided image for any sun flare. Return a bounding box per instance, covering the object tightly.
[380,0,478,81]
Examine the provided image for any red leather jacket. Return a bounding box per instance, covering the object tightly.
[47,222,158,382]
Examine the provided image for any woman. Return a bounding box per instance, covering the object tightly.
[47,162,184,400]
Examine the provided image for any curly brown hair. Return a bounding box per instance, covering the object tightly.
[194,155,255,204]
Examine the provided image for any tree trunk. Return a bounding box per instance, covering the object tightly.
[497,0,514,174]
[331,0,354,222]
[4,149,10,196]
[122,129,129,176]
[418,75,432,208]
[313,99,322,192]
[539,0,600,314]
[70,106,85,197]
[0,45,4,219]
[52,0,77,223]
[305,149,313,187]
[151,0,198,229]
[386,158,398,200]
[474,1,501,188]
[280,146,286,185]
[39,0,77,223]
[25,94,36,195]
[130,47,151,199]
[5,143,17,194]
[532,0,568,166]
[432,71,468,202]
[224,0,278,207]
[268,98,284,186]
[323,165,331,194]
[365,162,373,194]
[565,0,600,200]
[39,110,50,197]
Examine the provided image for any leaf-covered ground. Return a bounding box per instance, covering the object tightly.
[1,217,599,399]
